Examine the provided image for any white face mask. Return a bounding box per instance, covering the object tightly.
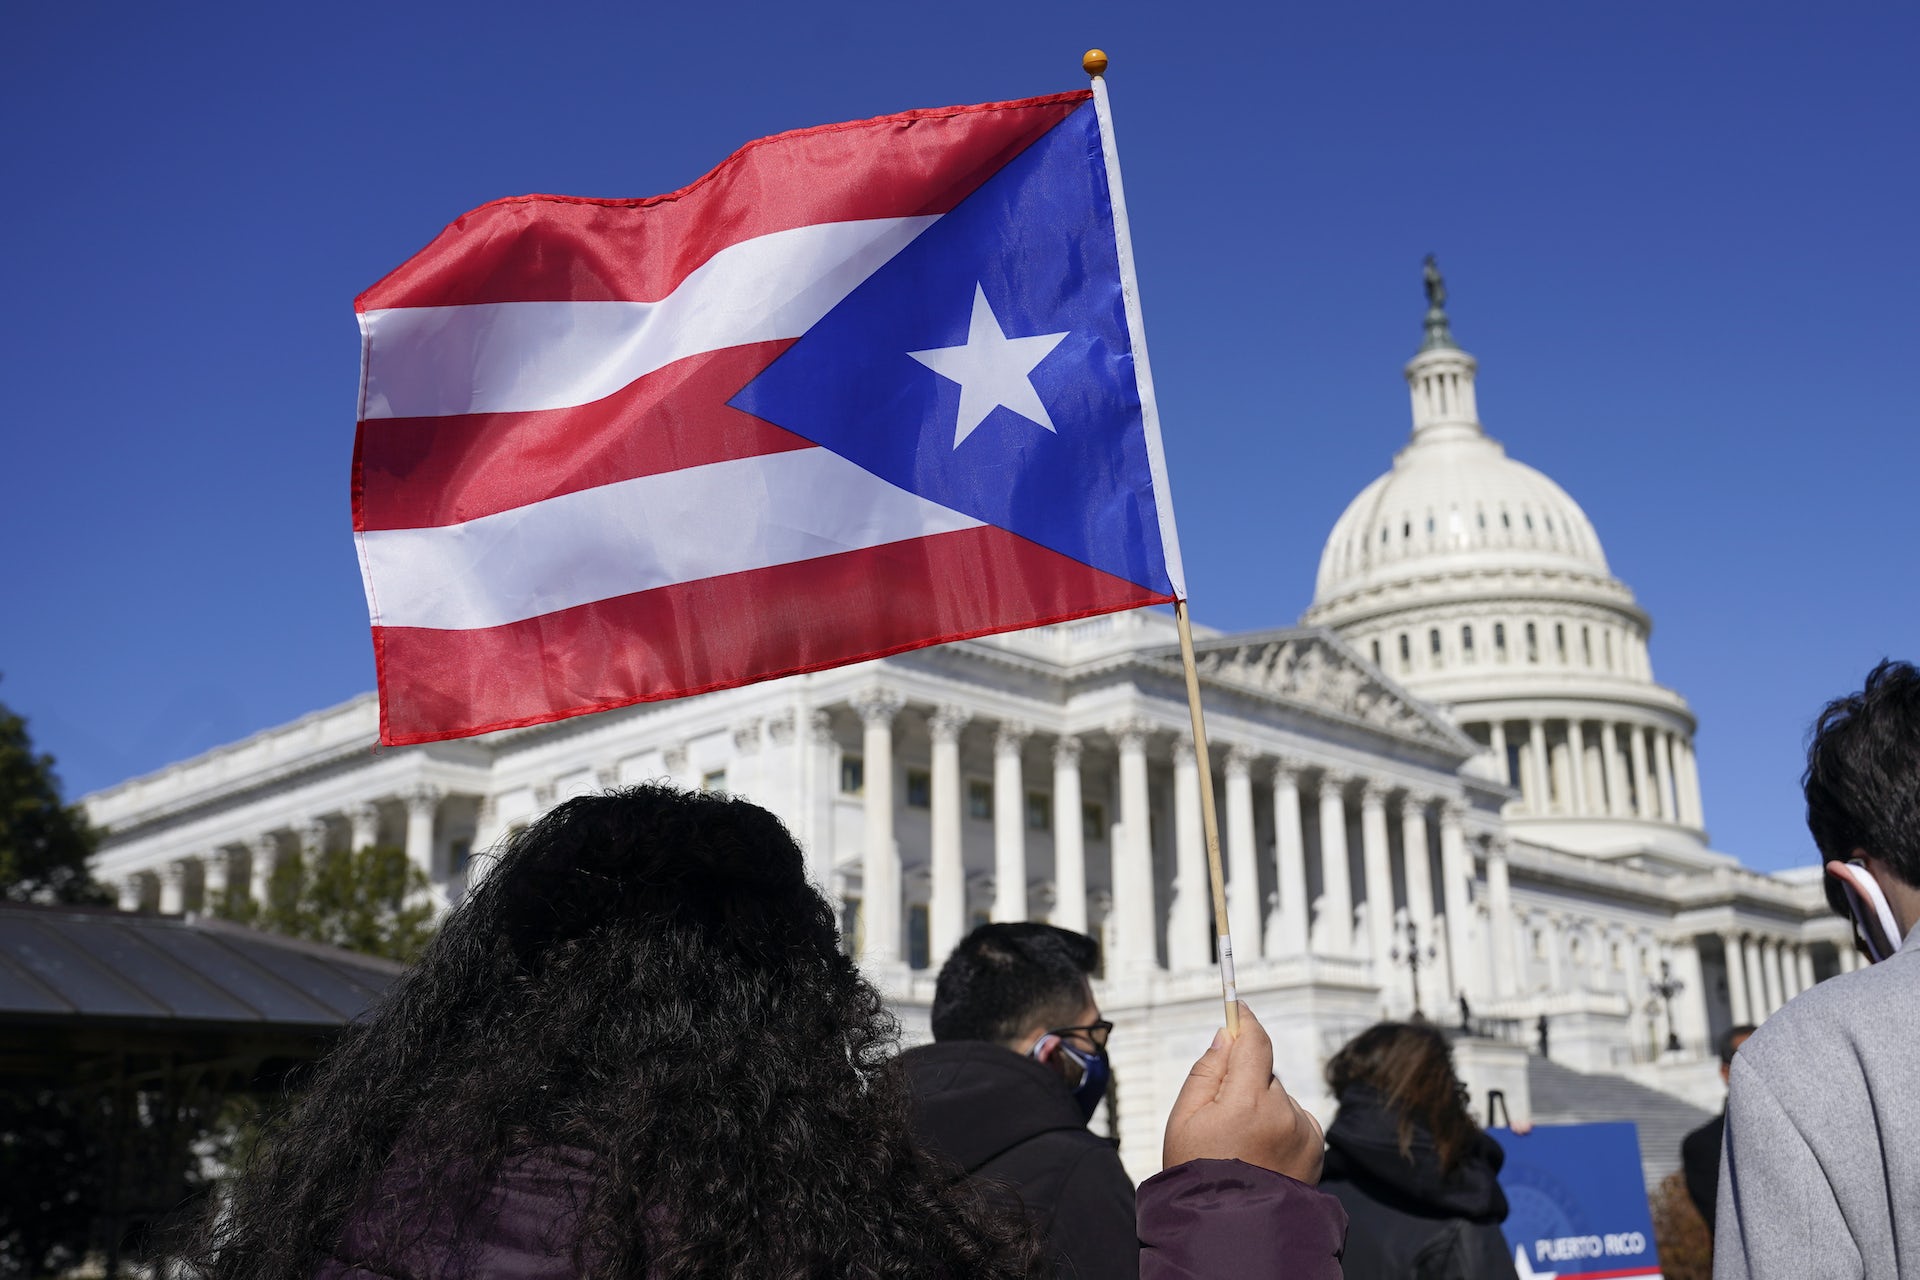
[1828,859,1903,964]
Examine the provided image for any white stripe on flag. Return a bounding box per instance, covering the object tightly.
[358,216,938,419]
[356,449,984,630]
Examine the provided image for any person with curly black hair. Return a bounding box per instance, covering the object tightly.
[178,784,1048,1280]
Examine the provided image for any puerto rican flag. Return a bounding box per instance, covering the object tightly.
[354,89,1185,745]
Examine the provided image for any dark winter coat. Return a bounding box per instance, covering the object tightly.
[1137,1158,1350,1280]
[1680,1111,1725,1235]
[1319,1085,1519,1280]
[898,1040,1138,1280]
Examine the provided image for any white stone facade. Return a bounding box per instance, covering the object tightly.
[84,291,1849,1183]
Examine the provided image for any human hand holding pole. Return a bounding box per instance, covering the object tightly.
[1162,1002,1325,1184]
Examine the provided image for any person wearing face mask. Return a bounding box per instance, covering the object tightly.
[898,923,1137,1279]
[1716,659,1920,1279]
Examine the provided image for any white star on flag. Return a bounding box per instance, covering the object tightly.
[909,284,1069,448]
[1513,1245,1557,1280]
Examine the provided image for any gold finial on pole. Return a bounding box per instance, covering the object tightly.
[1083,49,1109,78]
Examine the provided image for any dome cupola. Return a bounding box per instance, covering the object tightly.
[1303,260,1713,865]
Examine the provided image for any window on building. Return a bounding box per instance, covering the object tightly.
[967,780,993,820]
[1506,740,1524,791]
[1371,639,1383,667]
[1402,520,1412,540]
[1525,622,1540,663]
[1582,626,1593,666]
[1501,509,1512,529]
[1532,929,1547,960]
[1082,801,1107,842]
[1477,509,1487,530]
[839,756,864,795]
[907,904,930,970]
[970,908,991,931]
[450,838,472,875]
[1462,625,1475,660]
[1555,623,1568,663]
[1025,790,1052,831]
[905,768,931,809]
[1494,623,1508,658]
[700,769,727,793]
[1611,942,1625,972]
[1425,515,1435,534]
[1429,629,1443,665]
[1604,631,1615,671]
[1398,633,1412,672]
[1524,511,1535,531]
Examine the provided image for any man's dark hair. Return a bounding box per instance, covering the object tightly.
[1720,1023,1757,1066]
[1805,660,1920,902]
[930,923,1100,1045]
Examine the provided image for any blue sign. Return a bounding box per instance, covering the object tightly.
[1489,1123,1663,1279]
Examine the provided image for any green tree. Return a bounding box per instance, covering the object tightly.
[215,844,435,964]
[0,691,106,904]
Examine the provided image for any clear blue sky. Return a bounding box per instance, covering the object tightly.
[4,2,1914,874]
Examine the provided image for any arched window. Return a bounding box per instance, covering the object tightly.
[1398,633,1412,672]
[1429,628,1443,667]
[1494,623,1508,658]
[1525,622,1540,663]
[1462,624,1475,660]
[1555,623,1568,662]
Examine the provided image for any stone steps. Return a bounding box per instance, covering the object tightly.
[1527,1054,1715,1188]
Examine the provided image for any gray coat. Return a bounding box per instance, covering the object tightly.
[1716,926,1920,1279]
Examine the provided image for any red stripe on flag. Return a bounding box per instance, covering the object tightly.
[354,341,805,531]
[356,92,1088,310]
[372,526,1169,745]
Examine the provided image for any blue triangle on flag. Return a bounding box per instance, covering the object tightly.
[729,102,1173,597]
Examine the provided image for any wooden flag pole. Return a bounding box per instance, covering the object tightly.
[1174,598,1241,1037]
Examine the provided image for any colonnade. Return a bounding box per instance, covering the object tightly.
[845,686,1479,1008]
[1717,929,1828,1025]
[115,784,451,914]
[1470,717,1702,828]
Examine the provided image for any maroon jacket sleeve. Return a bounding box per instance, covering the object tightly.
[1136,1159,1347,1280]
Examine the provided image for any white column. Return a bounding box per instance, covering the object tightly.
[1601,722,1627,816]
[1359,781,1394,979]
[1673,938,1711,1050]
[1797,945,1816,992]
[992,722,1029,922]
[1315,771,1353,957]
[158,860,189,915]
[347,802,382,851]
[1654,731,1678,823]
[1051,737,1087,933]
[1401,795,1436,1011]
[1723,932,1752,1025]
[1110,719,1158,973]
[247,833,280,905]
[404,786,441,887]
[1224,747,1263,962]
[203,851,233,913]
[1487,840,1517,996]
[855,688,906,970]
[928,705,969,964]
[1682,738,1707,829]
[1566,721,1589,816]
[1488,721,1510,790]
[1169,736,1210,970]
[1270,760,1309,958]
[805,709,838,897]
[1762,938,1786,1012]
[1629,727,1654,819]
[117,878,144,912]
[1529,720,1552,814]
[1743,934,1769,1019]
[1438,802,1473,1001]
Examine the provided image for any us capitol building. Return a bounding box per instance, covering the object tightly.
[85,270,1849,1180]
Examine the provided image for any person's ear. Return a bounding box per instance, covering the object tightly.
[1028,1032,1060,1064]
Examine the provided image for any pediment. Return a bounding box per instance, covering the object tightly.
[1147,627,1473,753]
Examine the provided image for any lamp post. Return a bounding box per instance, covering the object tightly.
[1391,911,1438,1019]
[1650,958,1685,1053]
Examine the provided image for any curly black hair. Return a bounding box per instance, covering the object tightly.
[180,785,1044,1279]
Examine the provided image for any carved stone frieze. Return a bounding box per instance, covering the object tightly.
[1168,632,1460,748]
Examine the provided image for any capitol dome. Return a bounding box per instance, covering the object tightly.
[1303,262,1712,865]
